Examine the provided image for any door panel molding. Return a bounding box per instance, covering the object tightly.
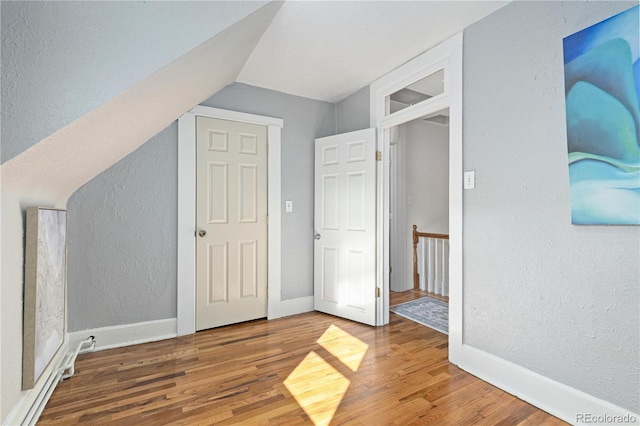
[314,128,377,326]
[195,117,267,330]
[177,106,282,336]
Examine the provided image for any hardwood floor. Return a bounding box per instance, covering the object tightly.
[389,289,448,305]
[40,295,565,425]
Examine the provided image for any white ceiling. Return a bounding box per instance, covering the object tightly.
[238,1,509,103]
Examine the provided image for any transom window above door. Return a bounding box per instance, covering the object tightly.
[376,57,449,128]
[387,68,445,115]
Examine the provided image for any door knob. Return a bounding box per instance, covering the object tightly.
[314,233,321,240]
[198,229,207,237]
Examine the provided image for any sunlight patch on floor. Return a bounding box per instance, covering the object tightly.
[283,325,369,425]
[316,324,369,372]
[283,351,350,426]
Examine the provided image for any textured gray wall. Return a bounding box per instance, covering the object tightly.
[67,124,178,331]
[336,86,370,133]
[405,120,449,234]
[404,120,449,282]
[463,1,639,412]
[202,84,336,300]
[0,1,265,164]
[66,83,335,330]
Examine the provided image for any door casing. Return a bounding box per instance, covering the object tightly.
[389,127,409,292]
[176,32,463,340]
[369,33,463,364]
[177,106,283,336]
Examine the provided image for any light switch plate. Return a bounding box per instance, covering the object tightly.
[285,200,293,213]
[464,171,476,189]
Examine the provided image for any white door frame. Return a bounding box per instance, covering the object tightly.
[389,127,409,292]
[370,32,462,364]
[177,106,283,336]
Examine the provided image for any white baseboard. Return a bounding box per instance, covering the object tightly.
[68,318,177,352]
[268,296,314,320]
[457,344,639,425]
[10,315,636,425]
[5,318,176,425]
[3,341,69,426]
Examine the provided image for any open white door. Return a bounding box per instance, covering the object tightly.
[314,128,378,326]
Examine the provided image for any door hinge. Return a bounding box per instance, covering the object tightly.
[266,143,269,154]
[376,287,381,298]
[376,151,382,161]
[266,215,269,225]
[266,287,269,298]
[390,266,393,273]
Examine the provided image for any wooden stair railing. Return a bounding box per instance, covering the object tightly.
[413,224,449,290]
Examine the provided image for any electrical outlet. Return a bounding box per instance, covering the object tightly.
[464,171,476,189]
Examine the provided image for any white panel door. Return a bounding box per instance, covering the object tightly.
[196,117,267,330]
[314,128,377,325]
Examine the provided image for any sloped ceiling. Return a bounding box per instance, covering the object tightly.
[1,0,510,203]
[0,0,269,164]
[1,2,282,202]
[239,1,509,102]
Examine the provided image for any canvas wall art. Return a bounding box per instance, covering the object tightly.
[23,207,67,390]
[563,5,640,225]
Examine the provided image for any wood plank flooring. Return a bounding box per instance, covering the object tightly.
[40,292,565,425]
[389,289,448,305]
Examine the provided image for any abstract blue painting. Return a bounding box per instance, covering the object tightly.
[563,6,640,225]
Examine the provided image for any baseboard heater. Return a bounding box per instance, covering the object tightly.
[23,336,96,425]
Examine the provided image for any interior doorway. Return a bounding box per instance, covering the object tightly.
[369,32,462,363]
[389,109,450,297]
[195,117,269,330]
[176,106,283,336]
[388,109,450,337]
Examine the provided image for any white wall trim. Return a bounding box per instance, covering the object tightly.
[370,33,462,334]
[177,106,283,335]
[68,318,177,352]
[266,125,284,320]
[374,127,386,325]
[3,341,69,426]
[390,127,410,292]
[189,106,284,128]
[446,32,464,366]
[177,112,197,336]
[458,344,639,424]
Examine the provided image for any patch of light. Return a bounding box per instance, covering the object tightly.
[316,325,369,372]
[283,351,350,426]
